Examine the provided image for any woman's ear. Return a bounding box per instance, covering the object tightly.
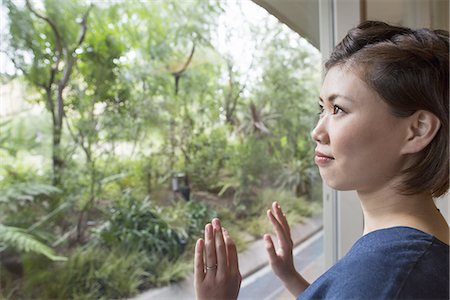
[400,110,441,155]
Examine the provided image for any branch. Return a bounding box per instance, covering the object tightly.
[61,4,92,89]
[172,43,196,77]
[230,51,256,119]
[25,0,63,92]
[228,83,246,121]
[65,117,92,162]
[64,118,80,145]
[0,50,38,85]
[25,0,63,62]
[172,43,196,95]
[73,5,93,52]
[56,5,92,128]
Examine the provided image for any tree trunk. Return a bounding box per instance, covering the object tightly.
[52,122,63,187]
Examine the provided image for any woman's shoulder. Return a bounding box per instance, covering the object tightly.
[298,226,449,300]
[350,226,449,255]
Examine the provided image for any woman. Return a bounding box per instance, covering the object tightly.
[194,21,449,299]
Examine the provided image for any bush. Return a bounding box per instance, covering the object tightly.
[147,255,192,287]
[185,127,231,191]
[275,159,318,198]
[96,158,151,202]
[98,193,185,260]
[22,247,145,299]
[225,136,278,216]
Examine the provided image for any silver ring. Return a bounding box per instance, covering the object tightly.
[206,264,217,270]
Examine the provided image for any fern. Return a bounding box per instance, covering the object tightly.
[0,183,60,203]
[0,224,67,261]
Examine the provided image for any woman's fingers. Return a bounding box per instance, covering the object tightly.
[204,223,217,278]
[272,202,291,237]
[201,218,240,279]
[212,218,227,275]
[223,227,239,275]
[194,238,205,284]
[195,219,242,300]
[267,209,290,250]
[264,234,278,264]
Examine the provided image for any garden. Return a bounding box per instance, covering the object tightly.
[0,0,322,298]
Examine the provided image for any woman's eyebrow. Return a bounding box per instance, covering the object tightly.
[319,94,354,103]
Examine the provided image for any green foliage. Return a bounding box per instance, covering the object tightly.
[98,192,215,258]
[275,159,318,197]
[0,183,60,205]
[97,158,151,200]
[147,256,192,287]
[0,182,62,231]
[0,225,66,261]
[95,195,216,289]
[26,247,145,299]
[98,193,185,260]
[160,200,217,239]
[186,127,230,190]
[214,207,253,251]
[260,188,321,222]
[244,188,321,238]
[0,116,43,157]
[225,136,277,215]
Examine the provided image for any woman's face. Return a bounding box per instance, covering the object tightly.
[311,66,410,193]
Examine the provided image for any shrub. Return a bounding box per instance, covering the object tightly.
[147,255,192,287]
[23,247,145,299]
[97,193,185,260]
[185,127,231,191]
[275,159,318,198]
[0,183,60,225]
[225,136,277,216]
[160,200,216,240]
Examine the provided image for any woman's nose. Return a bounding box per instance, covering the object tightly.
[311,118,329,144]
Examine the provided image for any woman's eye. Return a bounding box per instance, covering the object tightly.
[332,105,344,115]
[318,104,324,116]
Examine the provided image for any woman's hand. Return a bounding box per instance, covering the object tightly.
[194,218,242,300]
[264,202,309,297]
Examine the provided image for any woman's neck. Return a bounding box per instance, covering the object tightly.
[357,185,449,244]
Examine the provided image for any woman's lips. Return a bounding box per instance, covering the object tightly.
[314,151,334,166]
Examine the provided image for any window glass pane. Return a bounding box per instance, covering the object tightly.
[0,1,323,298]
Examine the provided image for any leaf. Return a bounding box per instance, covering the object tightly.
[100,173,128,184]
[0,183,60,204]
[0,224,67,261]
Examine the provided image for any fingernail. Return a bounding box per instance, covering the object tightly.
[211,218,220,229]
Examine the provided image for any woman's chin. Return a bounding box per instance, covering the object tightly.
[321,176,354,191]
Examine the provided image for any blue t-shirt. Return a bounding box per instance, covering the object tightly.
[298,227,449,299]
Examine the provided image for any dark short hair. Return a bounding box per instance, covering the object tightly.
[326,21,449,198]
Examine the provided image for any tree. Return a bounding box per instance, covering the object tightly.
[3,0,92,190]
